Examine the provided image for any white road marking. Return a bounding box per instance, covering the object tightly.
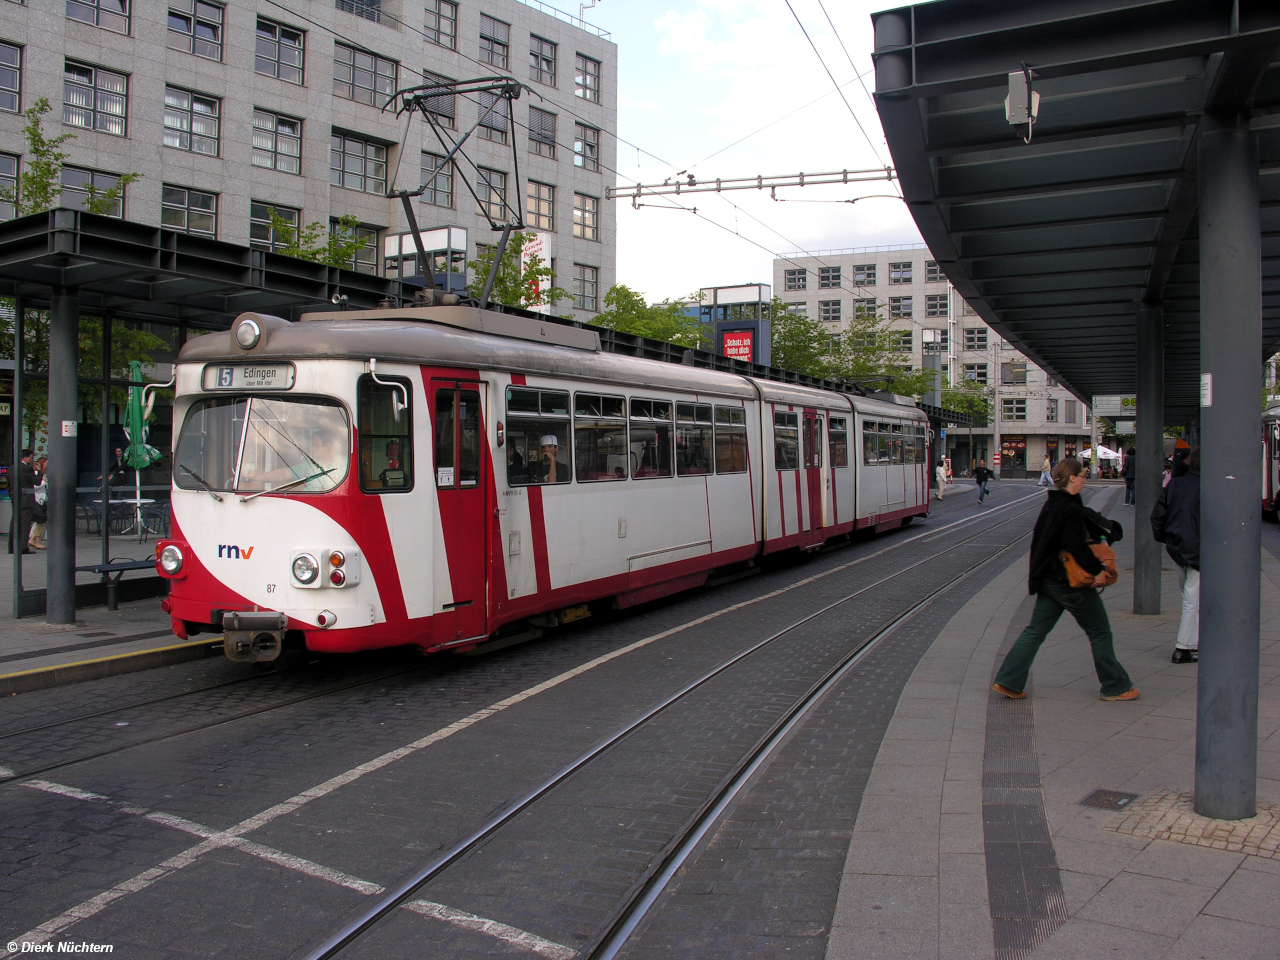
[5,494,1044,953]
[404,900,576,960]
[0,765,14,777]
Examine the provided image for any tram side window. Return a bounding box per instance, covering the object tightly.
[359,376,413,492]
[830,417,849,468]
[506,386,570,485]
[676,403,713,476]
[915,424,926,463]
[714,406,748,474]
[892,422,905,465]
[574,392,628,481]
[774,411,800,470]
[878,423,893,465]
[630,398,673,478]
[862,420,876,465]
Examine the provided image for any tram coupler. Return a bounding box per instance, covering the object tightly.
[222,611,288,663]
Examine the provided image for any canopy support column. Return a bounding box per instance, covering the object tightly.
[1134,303,1164,615]
[1195,115,1261,821]
[47,288,80,624]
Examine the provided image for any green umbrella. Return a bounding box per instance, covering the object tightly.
[123,360,162,471]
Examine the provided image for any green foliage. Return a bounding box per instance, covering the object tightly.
[465,231,568,309]
[0,98,142,218]
[267,210,371,268]
[591,285,708,349]
[942,380,992,425]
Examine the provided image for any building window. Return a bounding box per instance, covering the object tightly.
[785,302,807,316]
[61,167,126,217]
[161,185,216,237]
[962,363,987,384]
[332,220,377,274]
[892,331,913,352]
[478,90,508,143]
[255,19,303,84]
[476,167,507,221]
[526,181,554,231]
[249,201,297,251]
[529,107,556,158]
[168,0,222,60]
[853,297,877,318]
[530,35,556,86]
[889,261,913,284]
[335,0,380,23]
[573,122,600,172]
[963,327,988,351]
[479,15,510,69]
[164,87,220,155]
[925,327,949,349]
[334,44,396,106]
[1064,400,1079,424]
[1002,398,1027,421]
[330,133,387,195]
[67,0,129,34]
[1001,361,1027,385]
[0,43,19,114]
[926,293,948,318]
[573,263,599,311]
[1046,374,1059,387]
[420,152,453,207]
[889,296,912,319]
[852,263,875,285]
[962,300,977,315]
[573,192,598,241]
[818,300,841,324]
[1045,398,1058,423]
[926,260,943,282]
[575,53,600,102]
[424,0,456,49]
[251,110,301,174]
[421,71,456,129]
[0,153,18,221]
[818,266,840,289]
[64,62,127,136]
[784,268,806,291]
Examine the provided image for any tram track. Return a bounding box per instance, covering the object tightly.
[299,498,1045,960]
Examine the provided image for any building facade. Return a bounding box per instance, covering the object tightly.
[0,0,616,319]
[772,244,1093,478]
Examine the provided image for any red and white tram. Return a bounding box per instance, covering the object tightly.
[156,306,931,661]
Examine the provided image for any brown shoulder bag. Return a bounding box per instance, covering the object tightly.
[1059,543,1118,589]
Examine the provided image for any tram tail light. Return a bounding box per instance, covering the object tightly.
[329,569,346,586]
[292,548,361,588]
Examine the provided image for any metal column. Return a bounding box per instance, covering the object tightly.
[46,289,79,624]
[1196,116,1261,820]
[1133,303,1164,615]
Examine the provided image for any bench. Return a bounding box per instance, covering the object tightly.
[75,558,159,611]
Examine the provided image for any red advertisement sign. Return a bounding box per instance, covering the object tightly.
[722,330,754,361]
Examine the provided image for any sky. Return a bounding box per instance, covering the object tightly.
[578,0,923,303]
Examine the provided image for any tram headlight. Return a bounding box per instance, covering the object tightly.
[158,544,184,575]
[292,553,319,584]
[235,318,261,349]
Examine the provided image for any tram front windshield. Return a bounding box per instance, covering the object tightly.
[174,396,350,494]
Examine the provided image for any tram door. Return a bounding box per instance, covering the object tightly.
[802,412,825,543]
[430,379,488,642]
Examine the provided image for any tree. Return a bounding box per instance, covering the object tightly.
[465,231,568,309]
[267,209,372,268]
[0,98,139,217]
[591,285,708,348]
[942,378,992,424]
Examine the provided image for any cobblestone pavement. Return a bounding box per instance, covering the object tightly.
[0,483,1047,959]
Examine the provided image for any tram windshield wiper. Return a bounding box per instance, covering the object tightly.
[179,464,224,502]
[238,467,335,503]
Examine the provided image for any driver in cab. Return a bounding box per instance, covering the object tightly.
[530,435,568,484]
[239,428,347,493]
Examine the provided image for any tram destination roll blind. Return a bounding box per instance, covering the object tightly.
[202,363,296,390]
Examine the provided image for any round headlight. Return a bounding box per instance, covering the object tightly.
[235,318,261,349]
[159,544,183,575]
[329,550,345,567]
[292,553,319,584]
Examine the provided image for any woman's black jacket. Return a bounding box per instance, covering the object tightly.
[1027,489,1108,594]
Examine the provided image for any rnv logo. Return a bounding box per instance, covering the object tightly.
[217,544,255,559]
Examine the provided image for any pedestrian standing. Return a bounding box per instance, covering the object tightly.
[991,458,1139,701]
[1151,447,1200,663]
[1122,447,1137,504]
[974,458,993,504]
[1037,454,1053,486]
[935,459,947,501]
[7,448,35,555]
[28,454,47,550]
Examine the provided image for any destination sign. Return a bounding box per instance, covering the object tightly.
[202,363,296,391]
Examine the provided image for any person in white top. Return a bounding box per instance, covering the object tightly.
[1038,455,1052,486]
[935,460,948,501]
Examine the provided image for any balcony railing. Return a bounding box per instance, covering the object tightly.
[335,0,380,23]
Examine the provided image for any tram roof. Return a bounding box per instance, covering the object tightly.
[872,0,1280,419]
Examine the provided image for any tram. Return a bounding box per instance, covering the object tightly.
[156,305,931,662]
[1264,401,1280,521]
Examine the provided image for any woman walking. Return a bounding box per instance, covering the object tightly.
[935,459,948,501]
[992,458,1140,702]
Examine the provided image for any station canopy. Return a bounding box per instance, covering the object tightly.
[872,0,1280,418]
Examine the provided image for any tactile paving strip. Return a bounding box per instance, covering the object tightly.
[1105,787,1280,859]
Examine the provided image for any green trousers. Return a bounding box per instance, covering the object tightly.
[995,580,1133,698]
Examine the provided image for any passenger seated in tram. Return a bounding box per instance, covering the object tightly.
[507,446,528,485]
[529,435,568,484]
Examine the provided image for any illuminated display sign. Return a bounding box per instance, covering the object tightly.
[722,330,754,361]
